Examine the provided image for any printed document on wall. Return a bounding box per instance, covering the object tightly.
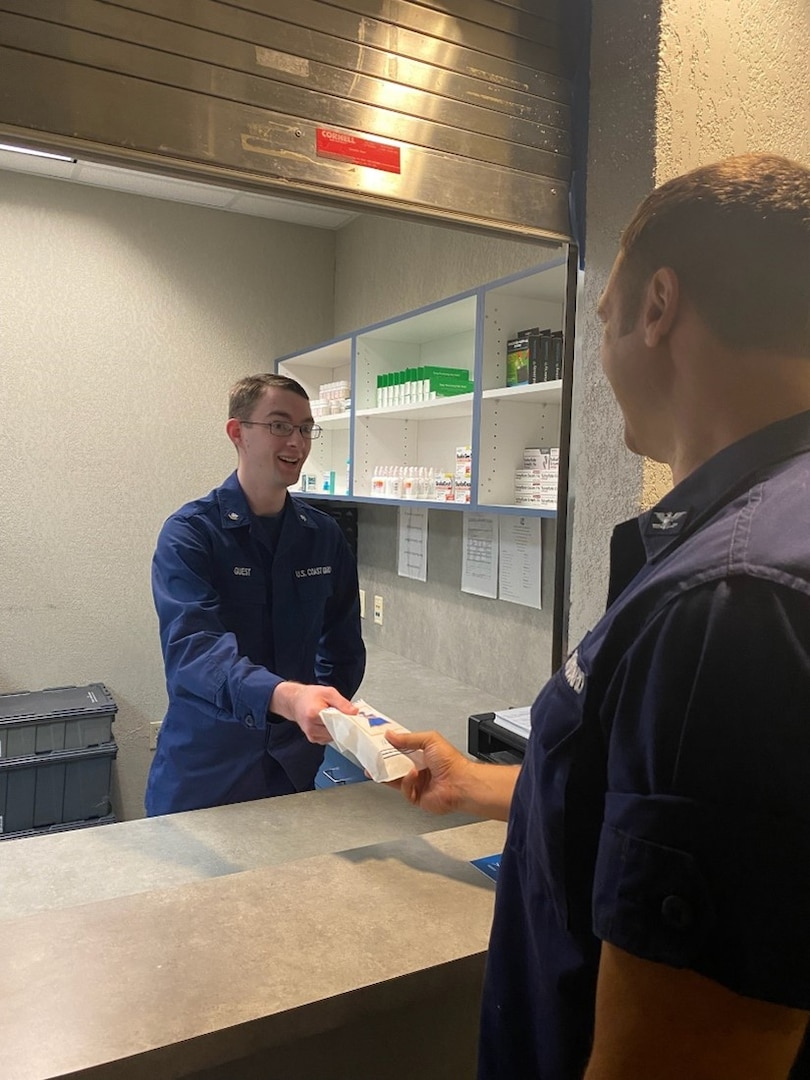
[462,513,498,598]
[498,515,542,609]
[397,506,428,581]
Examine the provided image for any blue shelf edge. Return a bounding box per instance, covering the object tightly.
[293,492,557,518]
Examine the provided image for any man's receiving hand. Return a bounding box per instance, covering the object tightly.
[383,730,470,814]
[270,682,357,744]
[384,729,519,822]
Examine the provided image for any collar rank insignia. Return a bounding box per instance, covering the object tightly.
[649,510,688,533]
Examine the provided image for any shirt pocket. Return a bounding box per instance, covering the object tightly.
[518,632,593,926]
[292,566,335,606]
[217,573,268,657]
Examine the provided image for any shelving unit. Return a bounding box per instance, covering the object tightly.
[276,335,353,497]
[276,251,571,516]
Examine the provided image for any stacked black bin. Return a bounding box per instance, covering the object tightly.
[0,684,118,840]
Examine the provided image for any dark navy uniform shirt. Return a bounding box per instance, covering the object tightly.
[145,472,365,816]
[481,410,810,1079]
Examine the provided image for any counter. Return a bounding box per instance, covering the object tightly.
[0,783,505,1080]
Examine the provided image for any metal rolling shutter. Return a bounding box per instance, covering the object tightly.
[0,0,581,240]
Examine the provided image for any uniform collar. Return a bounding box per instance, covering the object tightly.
[217,471,252,528]
[217,473,318,531]
[638,408,810,561]
[607,409,810,602]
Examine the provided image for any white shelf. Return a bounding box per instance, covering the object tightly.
[482,381,562,404]
[355,393,474,422]
[276,258,568,514]
[314,412,351,430]
[477,503,558,518]
[296,493,557,517]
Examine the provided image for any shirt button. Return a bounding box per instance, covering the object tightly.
[244,714,255,728]
[661,894,693,929]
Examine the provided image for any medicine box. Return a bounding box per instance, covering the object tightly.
[0,743,118,836]
[0,683,117,761]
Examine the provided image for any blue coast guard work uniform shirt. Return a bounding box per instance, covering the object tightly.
[146,472,365,816]
[481,411,810,1080]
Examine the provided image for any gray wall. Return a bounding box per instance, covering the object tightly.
[2,0,808,822]
[0,171,336,821]
[335,215,563,704]
[334,215,555,336]
[356,506,558,707]
[566,0,810,645]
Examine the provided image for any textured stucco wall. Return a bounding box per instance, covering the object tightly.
[565,0,662,646]
[0,172,335,820]
[657,0,810,178]
[567,0,810,647]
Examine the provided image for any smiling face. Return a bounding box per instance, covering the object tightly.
[230,386,314,505]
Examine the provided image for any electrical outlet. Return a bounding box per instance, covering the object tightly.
[373,594,384,625]
[149,720,162,751]
[359,588,366,618]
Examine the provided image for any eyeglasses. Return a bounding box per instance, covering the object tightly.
[240,419,322,440]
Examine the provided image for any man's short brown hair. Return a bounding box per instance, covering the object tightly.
[615,154,810,354]
[228,373,309,421]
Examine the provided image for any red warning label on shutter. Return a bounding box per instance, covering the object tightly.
[316,128,401,174]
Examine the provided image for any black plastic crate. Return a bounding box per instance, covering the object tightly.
[0,743,117,836]
[0,683,117,761]
[0,813,116,842]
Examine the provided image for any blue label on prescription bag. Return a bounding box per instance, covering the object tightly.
[471,853,501,882]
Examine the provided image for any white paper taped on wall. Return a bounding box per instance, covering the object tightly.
[319,700,427,783]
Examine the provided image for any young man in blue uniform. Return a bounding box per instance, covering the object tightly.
[387,154,810,1079]
[146,373,365,816]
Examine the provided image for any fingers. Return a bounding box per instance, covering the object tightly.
[398,770,423,806]
[298,718,331,745]
[317,686,358,713]
[270,681,357,726]
[385,729,442,752]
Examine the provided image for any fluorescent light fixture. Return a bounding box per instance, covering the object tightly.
[0,142,76,162]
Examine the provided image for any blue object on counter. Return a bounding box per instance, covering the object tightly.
[471,853,502,882]
[314,744,369,789]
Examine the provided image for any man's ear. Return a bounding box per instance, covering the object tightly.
[642,267,679,347]
[225,417,243,449]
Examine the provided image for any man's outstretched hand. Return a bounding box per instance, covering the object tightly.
[385,729,519,822]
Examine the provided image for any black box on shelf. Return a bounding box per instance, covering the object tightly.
[550,330,564,380]
[527,329,551,384]
[506,335,530,387]
[0,743,118,836]
[0,683,117,761]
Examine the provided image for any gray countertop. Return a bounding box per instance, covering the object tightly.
[0,647,514,1080]
[0,781,478,921]
[0,783,506,1080]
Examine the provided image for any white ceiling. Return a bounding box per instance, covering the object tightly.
[0,144,358,230]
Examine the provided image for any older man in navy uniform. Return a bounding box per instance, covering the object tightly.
[389,155,810,1080]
